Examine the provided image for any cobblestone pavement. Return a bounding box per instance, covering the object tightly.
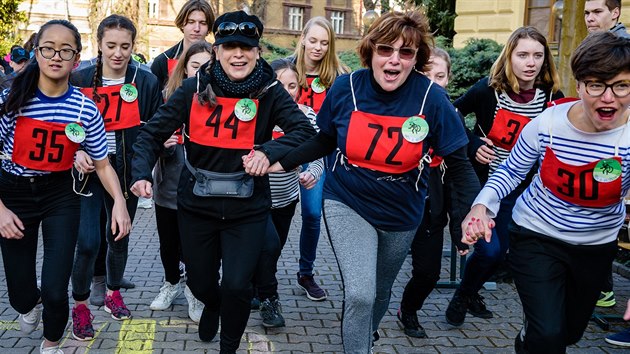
[0,207,629,353]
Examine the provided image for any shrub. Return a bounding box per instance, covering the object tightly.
[446,38,503,100]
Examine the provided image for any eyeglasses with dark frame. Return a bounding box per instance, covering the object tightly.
[583,80,630,98]
[37,46,78,61]
[216,22,260,38]
[374,44,418,60]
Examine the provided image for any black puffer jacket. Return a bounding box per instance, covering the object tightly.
[131,59,316,219]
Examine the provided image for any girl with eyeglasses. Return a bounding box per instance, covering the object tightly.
[150,0,214,91]
[68,14,161,339]
[290,16,348,303]
[148,41,212,322]
[267,10,479,353]
[445,26,564,327]
[463,31,630,353]
[0,20,130,354]
[130,11,315,353]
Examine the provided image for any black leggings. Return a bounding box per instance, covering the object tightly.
[155,204,182,284]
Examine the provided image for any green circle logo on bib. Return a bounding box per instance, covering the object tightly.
[311,78,326,93]
[234,98,257,122]
[402,116,429,143]
[120,84,138,103]
[65,123,86,143]
[594,158,622,183]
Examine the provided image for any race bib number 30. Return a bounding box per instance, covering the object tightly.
[12,117,79,171]
[189,96,258,149]
[346,111,424,174]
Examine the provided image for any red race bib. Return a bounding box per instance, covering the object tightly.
[540,147,622,207]
[174,127,184,144]
[80,84,141,131]
[297,76,327,113]
[547,97,580,108]
[487,109,530,150]
[189,96,258,149]
[12,117,79,171]
[346,111,424,174]
[167,58,178,77]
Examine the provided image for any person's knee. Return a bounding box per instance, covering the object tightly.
[345,288,375,311]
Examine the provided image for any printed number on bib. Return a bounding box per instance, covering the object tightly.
[297,76,326,113]
[80,85,141,131]
[487,109,530,150]
[189,95,258,149]
[345,111,424,174]
[12,117,78,171]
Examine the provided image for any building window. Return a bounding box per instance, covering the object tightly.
[288,7,304,31]
[331,11,344,34]
[148,0,159,19]
[525,0,561,45]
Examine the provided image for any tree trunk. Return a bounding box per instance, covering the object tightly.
[558,0,587,97]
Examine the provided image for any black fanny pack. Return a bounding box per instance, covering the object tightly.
[185,159,253,198]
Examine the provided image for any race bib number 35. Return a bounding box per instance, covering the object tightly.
[346,111,424,174]
[189,96,258,149]
[12,117,79,171]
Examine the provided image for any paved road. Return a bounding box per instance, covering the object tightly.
[0,207,629,353]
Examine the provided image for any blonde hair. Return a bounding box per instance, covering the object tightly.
[164,41,213,99]
[488,26,560,93]
[293,16,346,89]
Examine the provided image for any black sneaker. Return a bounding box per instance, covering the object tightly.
[260,297,285,328]
[467,293,493,319]
[198,307,219,342]
[397,308,427,338]
[251,297,261,311]
[297,273,327,301]
[445,290,468,326]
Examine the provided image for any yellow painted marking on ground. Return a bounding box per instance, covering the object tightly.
[115,319,155,354]
[59,322,109,354]
[0,320,20,330]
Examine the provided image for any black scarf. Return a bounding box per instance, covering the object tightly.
[211,60,265,96]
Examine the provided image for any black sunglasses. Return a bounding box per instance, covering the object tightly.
[216,22,260,38]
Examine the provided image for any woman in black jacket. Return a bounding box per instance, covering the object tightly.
[68,15,161,340]
[130,11,315,353]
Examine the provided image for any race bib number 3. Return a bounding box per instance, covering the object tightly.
[80,85,141,131]
[487,109,531,150]
[346,111,424,174]
[189,96,258,149]
[12,117,79,171]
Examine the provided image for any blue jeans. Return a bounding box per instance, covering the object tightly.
[459,187,520,295]
[298,169,325,276]
[72,175,137,298]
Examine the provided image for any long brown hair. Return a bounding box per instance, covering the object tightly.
[488,26,560,93]
[293,17,346,89]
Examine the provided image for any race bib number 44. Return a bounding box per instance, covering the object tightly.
[189,96,258,149]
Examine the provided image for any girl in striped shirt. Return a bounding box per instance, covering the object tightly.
[463,32,630,353]
[0,20,130,354]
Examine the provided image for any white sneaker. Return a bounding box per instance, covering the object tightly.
[137,197,153,209]
[19,303,42,334]
[150,281,182,310]
[184,285,204,323]
[40,341,64,354]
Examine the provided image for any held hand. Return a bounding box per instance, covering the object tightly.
[242,150,270,176]
[0,206,24,239]
[457,248,470,256]
[163,134,179,149]
[267,162,286,173]
[110,200,131,241]
[461,204,495,245]
[74,150,95,174]
[299,171,317,189]
[130,180,153,198]
[475,137,496,164]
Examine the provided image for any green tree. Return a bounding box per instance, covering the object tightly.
[0,0,26,55]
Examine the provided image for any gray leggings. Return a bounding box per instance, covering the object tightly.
[323,199,416,354]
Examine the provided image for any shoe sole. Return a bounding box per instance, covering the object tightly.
[605,338,630,347]
[296,284,327,301]
[596,300,616,307]
[104,306,131,320]
[262,321,286,328]
[72,331,94,341]
[396,311,428,338]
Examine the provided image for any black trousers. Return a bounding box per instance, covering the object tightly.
[508,221,617,354]
[0,171,79,342]
[178,208,267,352]
[155,204,182,284]
[255,199,298,300]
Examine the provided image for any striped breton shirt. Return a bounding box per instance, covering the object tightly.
[487,89,548,175]
[269,104,324,209]
[475,101,630,245]
[0,86,108,176]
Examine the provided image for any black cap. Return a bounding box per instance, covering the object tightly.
[213,11,263,47]
[10,46,28,63]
